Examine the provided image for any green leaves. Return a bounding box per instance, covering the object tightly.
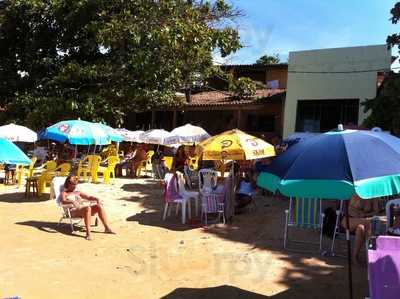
[256,53,280,65]
[0,0,241,129]
[227,74,256,100]
[364,2,400,135]
[363,73,400,135]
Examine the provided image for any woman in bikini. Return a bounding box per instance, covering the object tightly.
[341,194,379,263]
[61,176,115,240]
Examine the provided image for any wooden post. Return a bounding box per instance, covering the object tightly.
[237,109,242,129]
[151,111,156,129]
[172,110,177,129]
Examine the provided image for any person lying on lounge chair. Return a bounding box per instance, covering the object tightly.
[61,176,115,240]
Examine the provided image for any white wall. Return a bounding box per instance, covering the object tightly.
[283,44,391,137]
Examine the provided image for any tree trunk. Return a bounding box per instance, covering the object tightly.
[185,87,192,103]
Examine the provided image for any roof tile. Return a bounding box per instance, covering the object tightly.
[186,88,286,107]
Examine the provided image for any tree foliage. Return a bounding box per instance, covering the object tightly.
[363,73,400,135]
[0,0,242,129]
[255,53,280,65]
[227,74,256,100]
[387,2,400,50]
[363,2,400,135]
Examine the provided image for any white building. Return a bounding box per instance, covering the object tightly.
[283,44,392,137]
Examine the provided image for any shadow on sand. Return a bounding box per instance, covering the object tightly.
[15,220,87,239]
[161,285,268,299]
[0,190,50,203]
[121,179,369,299]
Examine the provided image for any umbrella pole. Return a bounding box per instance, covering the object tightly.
[74,145,77,160]
[345,200,354,299]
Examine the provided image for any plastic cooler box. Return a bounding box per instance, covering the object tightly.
[368,236,400,299]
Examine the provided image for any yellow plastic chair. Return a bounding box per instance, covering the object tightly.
[83,155,102,183]
[24,156,37,178]
[33,160,57,176]
[16,161,36,189]
[135,160,147,177]
[16,164,24,189]
[145,150,154,173]
[163,156,174,170]
[55,163,72,176]
[187,156,199,171]
[96,156,119,184]
[77,155,101,182]
[101,144,118,159]
[38,163,72,194]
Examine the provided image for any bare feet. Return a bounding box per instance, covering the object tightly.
[86,235,92,240]
[104,228,116,234]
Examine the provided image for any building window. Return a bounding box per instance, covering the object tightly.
[246,113,275,132]
[295,99,359,132]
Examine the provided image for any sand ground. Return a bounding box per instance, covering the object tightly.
[0,177,368,299]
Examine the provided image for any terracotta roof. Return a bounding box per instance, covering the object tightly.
[186,88,286,107]
[220,63,288,68]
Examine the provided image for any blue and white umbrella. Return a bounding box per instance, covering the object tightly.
[39,120,111,145]
[0,138,31,164]
[283,132,319,148]
[257,128,400,299]
[257,129,400,200]
[95,123,124,142]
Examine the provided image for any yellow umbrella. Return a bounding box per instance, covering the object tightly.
[198,129,276,161]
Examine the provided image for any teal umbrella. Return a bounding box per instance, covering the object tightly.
[0,138,31,165]
[39,120,114,145]
[257,128,400,299]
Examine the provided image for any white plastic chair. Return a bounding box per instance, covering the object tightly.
[162,173,191,224]
[176,171,199,216]
[386,198,400,231]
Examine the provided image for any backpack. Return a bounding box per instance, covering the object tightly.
[322,207,337,239]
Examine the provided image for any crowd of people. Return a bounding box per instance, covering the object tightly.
[11,134,400,256]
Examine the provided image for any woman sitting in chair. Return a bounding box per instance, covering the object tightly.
[341,194,379,264]
[61,176,115,240]
[235,166,257,214]
[130,144,147,177]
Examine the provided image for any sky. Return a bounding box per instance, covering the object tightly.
[214,0,399,66]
